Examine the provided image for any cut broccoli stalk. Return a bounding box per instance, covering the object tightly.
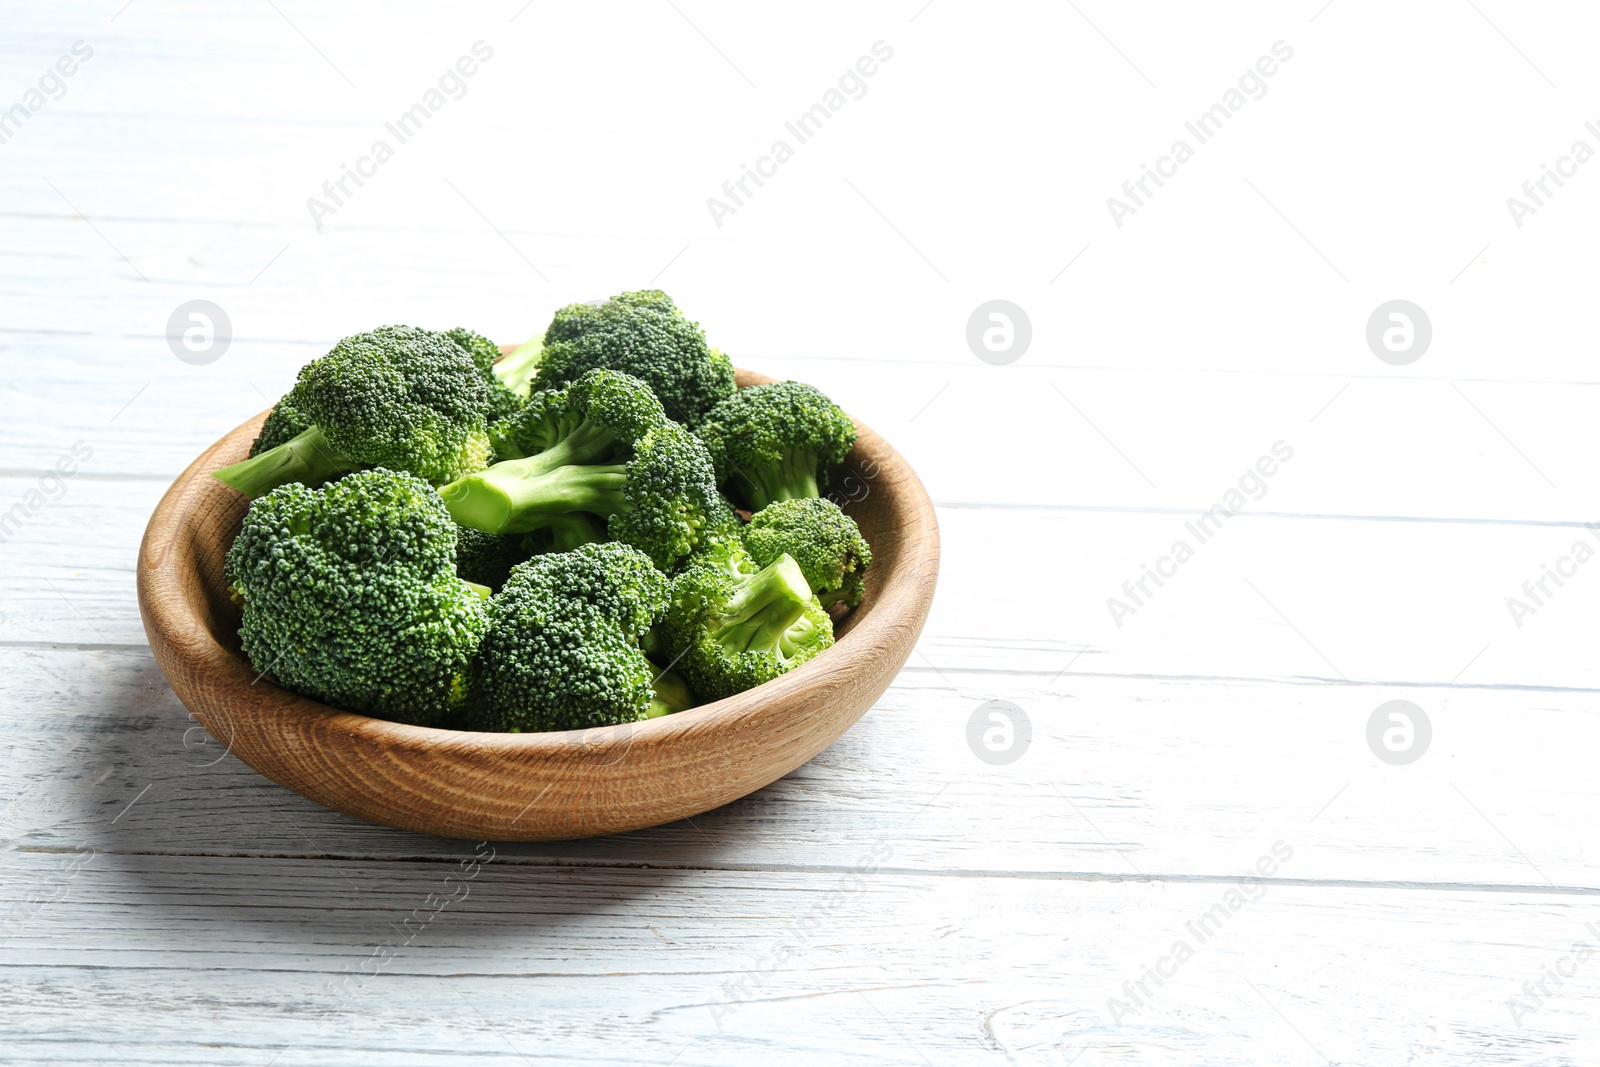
[731,450,821,512]
[463,580,493,600]
[495,337,543,397]
[214,426,360,496]
[440,459,628,535]
[647,670,695,717]
[779,605,830,656]
[711,554,812,655]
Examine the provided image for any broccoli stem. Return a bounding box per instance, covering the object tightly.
[646,670,695,717]
[544,512,607,551]
[463,580,493,600]
[494,337,543,397]
[733,450,821,512]
[497,418,618,466]
[213,426,360,497]
[439,459,629,535]
[713,554,812,654]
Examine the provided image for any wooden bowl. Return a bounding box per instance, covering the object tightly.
[136,368,939,841]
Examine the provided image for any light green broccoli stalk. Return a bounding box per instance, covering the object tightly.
[648,670,696,717]
[440,369,719,571]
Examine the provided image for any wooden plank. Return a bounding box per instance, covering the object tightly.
[0,851,1595,1064]
[4,646,1596,889]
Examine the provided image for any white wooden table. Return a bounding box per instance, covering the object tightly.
[4,2,1599,1062]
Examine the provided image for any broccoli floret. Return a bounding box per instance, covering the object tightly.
[249,388,313,457]
[443,327,526,423]
[744,497,872,609]
[656,533,834,701]
[224,468,489,727]
[532,290,735,425]
[247,327,525,458]
[695,381,857,512]
[488,367,667,463]
[214,326,493,497]
[466,543,670,732]
[440,371,718,571]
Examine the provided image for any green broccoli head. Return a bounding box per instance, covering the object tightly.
[224,468,489,727]
[695,381,857,512]
[297,326,493,483]
[440,378,720,572]
[466,542,670,732]
[744,497,872,609]
[657,533,834,701]
[443,326,526,423]
[216,326,495,497]
[532,290,735,425]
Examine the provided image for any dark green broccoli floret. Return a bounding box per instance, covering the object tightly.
[443,327,527,423]
[656,533,834,701]
[466,542,671,732]
[224,468,489,727]
[532,290,735,425]
[744,497,872,609]
[695,381,857,512]
[440,371,718,571]
[214,326,493,497]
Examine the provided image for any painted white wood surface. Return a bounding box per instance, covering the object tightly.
[4,1,1600,1063]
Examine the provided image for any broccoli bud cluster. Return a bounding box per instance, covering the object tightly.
[217,291,874,733]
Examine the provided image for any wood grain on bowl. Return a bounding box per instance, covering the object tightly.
[136,367,939,841]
